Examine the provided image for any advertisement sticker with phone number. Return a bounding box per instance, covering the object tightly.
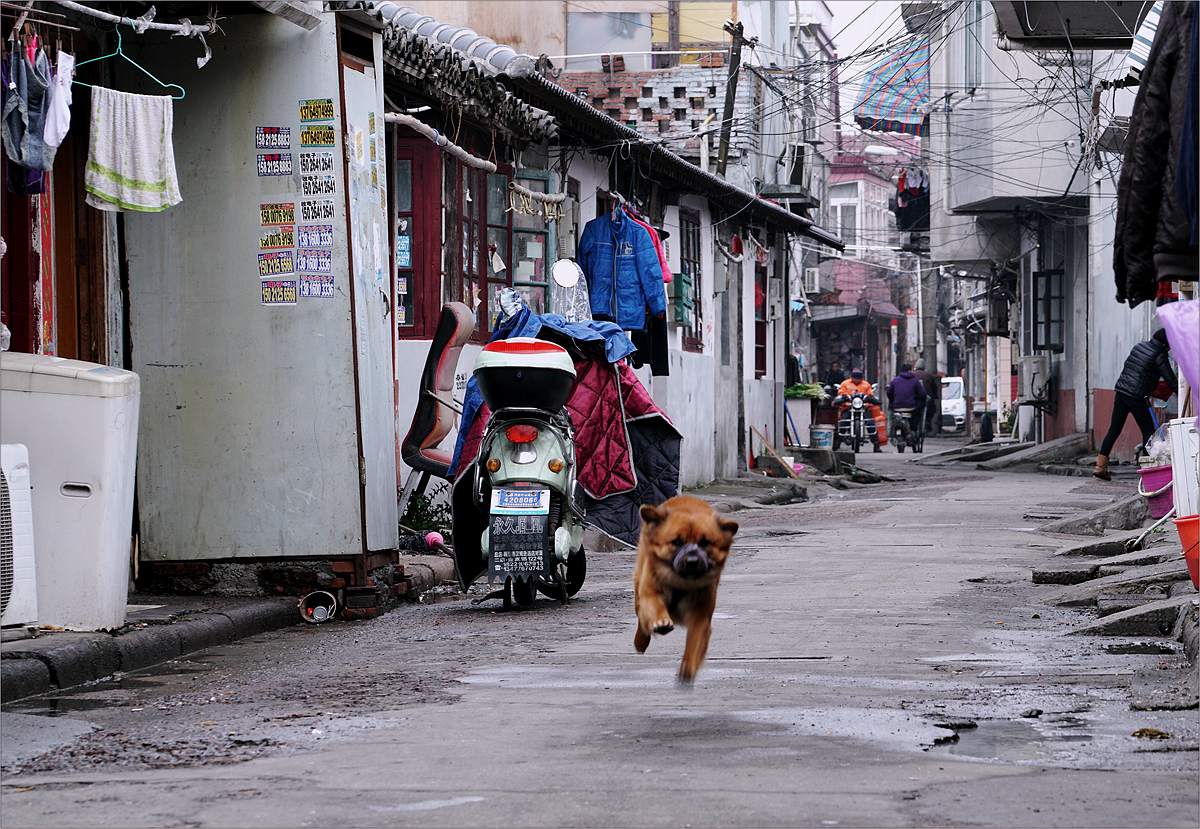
[261,279,298,305]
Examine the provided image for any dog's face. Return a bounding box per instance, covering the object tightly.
[640,498,738,585]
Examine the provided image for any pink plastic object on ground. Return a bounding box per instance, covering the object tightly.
[1157,299,1199,411]
[1137,464,1174,519]
[425,531,444,548]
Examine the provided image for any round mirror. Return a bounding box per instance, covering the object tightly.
[552,258,582,288]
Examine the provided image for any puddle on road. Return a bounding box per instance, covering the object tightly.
[459,665,752,689]
[933,718,1094,764]
[724,707,958,750]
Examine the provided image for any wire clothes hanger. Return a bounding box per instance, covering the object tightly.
[73,27,185,99]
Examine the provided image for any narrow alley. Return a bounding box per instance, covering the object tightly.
[2,445,1196,828]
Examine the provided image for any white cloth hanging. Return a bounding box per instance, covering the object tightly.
[42,51,74,149]
[84,86,181,212]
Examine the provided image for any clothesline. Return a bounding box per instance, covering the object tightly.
[384,111,497,173]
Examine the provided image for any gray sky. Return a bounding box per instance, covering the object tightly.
[828,0,905,125]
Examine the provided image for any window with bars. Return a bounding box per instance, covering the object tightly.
[677,210,703,352]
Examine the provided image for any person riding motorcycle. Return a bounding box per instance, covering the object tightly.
[887,363,927,448]
[836,368,885,452]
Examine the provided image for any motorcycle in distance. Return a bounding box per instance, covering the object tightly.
[833,389,880,452]
[890,406,925,453]
[451,337,587,608]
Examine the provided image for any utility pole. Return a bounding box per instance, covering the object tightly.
[716,19,751,177]
[921,262,938,371]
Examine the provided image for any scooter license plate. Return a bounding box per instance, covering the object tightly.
[489,487,551,578]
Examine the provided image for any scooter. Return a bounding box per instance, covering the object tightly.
[833,391,880,453]
[451,337,587,607]
[891,407,923,453]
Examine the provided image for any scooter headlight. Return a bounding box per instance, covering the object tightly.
[852,396,864,410]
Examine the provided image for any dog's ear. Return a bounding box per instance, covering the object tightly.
[640,504,666,526]
[718,517,739,540]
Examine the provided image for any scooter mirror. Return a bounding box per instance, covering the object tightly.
[552,259,582,288]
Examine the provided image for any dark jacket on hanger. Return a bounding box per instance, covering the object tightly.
[578,211,666,331]
[1114,0,1199,306]
[630,311,669,376]
[1114,338,1177,401]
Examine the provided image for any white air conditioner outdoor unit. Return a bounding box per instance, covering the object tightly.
[1017,354,1051,404]
[802,267,821,293]
[1,444,38,628]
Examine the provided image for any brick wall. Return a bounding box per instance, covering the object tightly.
[556,65,762,164]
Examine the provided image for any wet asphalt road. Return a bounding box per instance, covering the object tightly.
[2,441,1198,828]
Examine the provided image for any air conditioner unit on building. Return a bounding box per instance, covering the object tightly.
[802,114,817,142]
[802,267,821,294]
[1,444,38,628]
[1017,354,1051,404]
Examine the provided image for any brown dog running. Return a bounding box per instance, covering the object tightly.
[633,495,738,683]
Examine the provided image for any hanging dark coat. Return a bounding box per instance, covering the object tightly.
[1114,1,1199,307]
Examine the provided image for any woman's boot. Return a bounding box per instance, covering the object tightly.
[1093,454,1111,481]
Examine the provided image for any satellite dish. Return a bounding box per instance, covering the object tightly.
[552,258,583,288]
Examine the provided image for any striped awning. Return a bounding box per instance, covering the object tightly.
[853,36,930,137]
[1126,0,1164,83]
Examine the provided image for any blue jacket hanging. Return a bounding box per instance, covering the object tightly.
[577,211,666,330]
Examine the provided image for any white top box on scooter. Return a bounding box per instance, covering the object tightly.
[474,338,577,412]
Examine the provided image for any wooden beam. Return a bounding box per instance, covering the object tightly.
[251,0,322,31]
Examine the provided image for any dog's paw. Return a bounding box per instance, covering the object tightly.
[652,619,674,636]
[676,668,696,686]
[634,628,651,653]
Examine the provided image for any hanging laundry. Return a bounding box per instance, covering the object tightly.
[577,210,665,331]
[2,46,55,171]
[623,205,673,285]
[43,51,74,149]
[85,87,181,212]
[629,311,669,376]
[1115,0,1199,305]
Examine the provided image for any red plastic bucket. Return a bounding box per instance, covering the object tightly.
[1174,514,1199,590]
[1137,464,1174,519]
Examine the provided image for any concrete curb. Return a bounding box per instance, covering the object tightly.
[976,433,1089,471]
[0,599,298,703]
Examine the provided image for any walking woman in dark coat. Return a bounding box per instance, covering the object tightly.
[1094,329,1177,480]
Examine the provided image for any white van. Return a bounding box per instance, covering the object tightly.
[941,377,966,432]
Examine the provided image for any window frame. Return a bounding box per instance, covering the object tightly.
[678,209,704,353]
[754,258,768,379]
[509,170,554,316]
[393,136,442,341]
[1032,268,1065,353]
